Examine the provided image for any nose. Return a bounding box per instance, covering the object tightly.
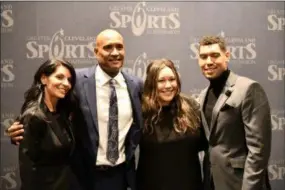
[204,56,215,68]
[164,80,172,88]
[205,55,213,64]
[111,47,119,56]
[62,78,71,89]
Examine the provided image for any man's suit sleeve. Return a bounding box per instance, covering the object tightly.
[138,78,144,100]
[241,82,272,190]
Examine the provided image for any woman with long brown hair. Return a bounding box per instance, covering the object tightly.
[137,59,207,190]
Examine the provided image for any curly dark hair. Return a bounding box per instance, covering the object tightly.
[19,58,77,123]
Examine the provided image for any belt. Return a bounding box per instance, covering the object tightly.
[95,162,125,171]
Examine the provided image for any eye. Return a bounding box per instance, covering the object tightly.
[116,44,124,50]
[211,53,221,58]
[56,74,64,80]
[103,44,113,51]
[199,54,208,60]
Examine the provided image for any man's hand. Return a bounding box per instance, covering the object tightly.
[5,121,24,145]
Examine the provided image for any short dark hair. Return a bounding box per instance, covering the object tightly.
[199,35,227,52]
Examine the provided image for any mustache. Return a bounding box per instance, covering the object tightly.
[108,57,123,61]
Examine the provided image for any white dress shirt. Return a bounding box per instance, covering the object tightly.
[95,65,133,166]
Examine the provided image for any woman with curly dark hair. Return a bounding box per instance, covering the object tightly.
[18,58,80,190]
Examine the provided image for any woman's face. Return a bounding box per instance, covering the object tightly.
[41,65,72,101]
[156,66,178,106]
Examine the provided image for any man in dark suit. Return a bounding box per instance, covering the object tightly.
[197,35,272,190]
[7,29,143,190]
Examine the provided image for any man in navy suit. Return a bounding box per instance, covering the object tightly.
[7,29,143,190]
[72,29,143,190]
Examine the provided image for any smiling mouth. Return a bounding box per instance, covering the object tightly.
[205,68,217,72]
[162,91,174,95]
[109,57,122,61]
[59,89,68,94]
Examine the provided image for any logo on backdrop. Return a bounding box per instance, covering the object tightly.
[26,29,96,65]
[0,165,17,189]
[189,31,257,65]
[268,60,285,81]
[1,59,15,88]
[109,1,180,36]
[268,160,285,181]
[1,113,15,142]
[271,109,285,131]
[267,9,285,31]
[1,4,14,33]
[122,52,180,80]
[122,52,149,80]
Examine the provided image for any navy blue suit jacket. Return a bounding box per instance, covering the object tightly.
[71,65,143,190]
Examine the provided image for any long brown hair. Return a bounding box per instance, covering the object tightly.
[142,59,200,134]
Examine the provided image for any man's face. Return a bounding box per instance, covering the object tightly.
[95,31,125,76]
[198,43,230,80]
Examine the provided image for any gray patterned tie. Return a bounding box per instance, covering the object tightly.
[107,79,119,164]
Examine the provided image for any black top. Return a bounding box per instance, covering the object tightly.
[137,98,205,190]
[19,107,76,190]
[204,70,230,128]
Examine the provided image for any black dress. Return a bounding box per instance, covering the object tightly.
[19,108,77,190]
[137,102,205,190]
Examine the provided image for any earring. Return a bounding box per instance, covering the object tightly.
[37,84,45,91]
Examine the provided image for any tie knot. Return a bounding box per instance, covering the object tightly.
[109,79,116,86]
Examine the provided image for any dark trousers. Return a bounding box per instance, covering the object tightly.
[94,163,128,190]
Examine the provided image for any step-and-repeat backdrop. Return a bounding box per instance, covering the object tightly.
[1,1,284,189]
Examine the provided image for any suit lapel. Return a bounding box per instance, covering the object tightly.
[122,71,142,129]
[48,114,72,148]
[209,72,238,136]
[121,71,143,161]
[83,66,99,132]
[39,103,69,147]
[199,87,211,140]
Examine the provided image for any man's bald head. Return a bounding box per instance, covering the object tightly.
[96,29,124,47]
[94,29,125,77]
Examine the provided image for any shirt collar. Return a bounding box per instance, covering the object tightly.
[95,65,125,87]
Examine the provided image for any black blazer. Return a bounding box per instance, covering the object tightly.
[19,105,77,190]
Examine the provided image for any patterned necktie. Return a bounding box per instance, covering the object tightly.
[106,79,119,164]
